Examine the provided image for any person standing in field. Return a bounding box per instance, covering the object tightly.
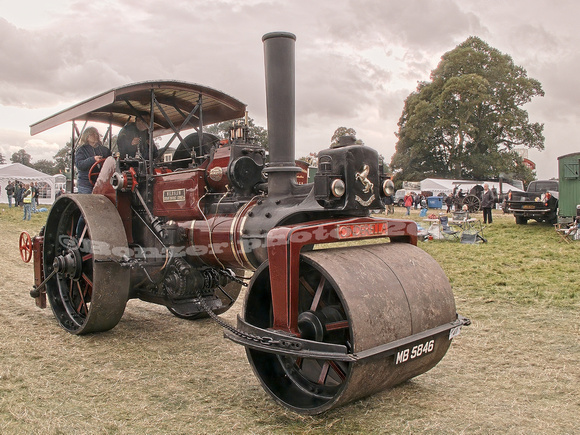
[445,194,453,213]
[384,193,394,215]
[14,181,22,206]
[5,181,14,207]
[404,192,413,216]
[22,184,32,220]
[30,182,37,212]
[481,183,495,224]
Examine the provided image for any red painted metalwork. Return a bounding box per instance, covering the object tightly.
[19,232,33,263]
[88,158,108,186]
[205,146,231,192]
[185,199,265,271]
[187,215,237,268]
[32,235,46,308]
[266,217,418,334]
[295,160,309,184]
[128,167,139,191]
[152,169,207,220]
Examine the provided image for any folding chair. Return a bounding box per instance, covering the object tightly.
[461,220,487,244]
[439,216,460,240]
[555,222,578,244]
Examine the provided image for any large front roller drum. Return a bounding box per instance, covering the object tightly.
[244,243,457,414]
[43,195,130,334]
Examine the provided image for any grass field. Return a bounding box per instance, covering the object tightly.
[0,204,578,434]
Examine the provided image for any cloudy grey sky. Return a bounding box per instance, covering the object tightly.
[1,0,578,179]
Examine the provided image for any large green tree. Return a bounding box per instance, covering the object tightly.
[331,127,357,147]
[391,37,544,182]
[0,152,5,164]
[53,145,70,174]
[32,159,58,175]
[11,149,32,166]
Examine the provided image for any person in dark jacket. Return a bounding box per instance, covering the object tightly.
[5,181,14,207]
[75,127,111,194]
[14,181,23,206]
[445,194,453,213]
[481,183,495,224]
[30,181,37,212]
[117,115,158,160]
[384,194,394,215]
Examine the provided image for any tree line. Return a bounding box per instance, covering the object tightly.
[4,146,69,176]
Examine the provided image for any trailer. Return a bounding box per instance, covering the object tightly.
[558,152,580,223]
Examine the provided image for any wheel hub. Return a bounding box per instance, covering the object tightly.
[297,306,345,342]
[53,248,82,280]
[297,311,325,341]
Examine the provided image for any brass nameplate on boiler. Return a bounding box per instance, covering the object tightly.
[163,188,186,202]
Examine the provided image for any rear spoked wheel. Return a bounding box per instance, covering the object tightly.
[44,195,130,334]
[463,194,481,212]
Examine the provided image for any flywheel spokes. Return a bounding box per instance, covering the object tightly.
[44,195,130,334]
[244,257,352,410]
[243,243,458,414]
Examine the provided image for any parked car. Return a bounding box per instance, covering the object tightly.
[394,189,408,206]
[505,180,559,224]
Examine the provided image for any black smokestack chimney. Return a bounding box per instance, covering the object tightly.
[262,31,300,196]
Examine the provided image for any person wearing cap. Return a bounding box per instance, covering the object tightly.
[117,115,159,160]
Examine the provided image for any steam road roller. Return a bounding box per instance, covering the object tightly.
[20,32,469,414]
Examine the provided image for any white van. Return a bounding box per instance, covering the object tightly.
[394,189,408,206]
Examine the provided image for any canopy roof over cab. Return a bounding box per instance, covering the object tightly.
[30,80,247,136]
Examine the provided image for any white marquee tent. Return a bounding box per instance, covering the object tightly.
[420,178,524,196]
[0,163,65,205]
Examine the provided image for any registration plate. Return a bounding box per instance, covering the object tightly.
[394,339,435,365]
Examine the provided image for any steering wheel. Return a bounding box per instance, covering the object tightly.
[88,157,108,186]
[19,231,33,263]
